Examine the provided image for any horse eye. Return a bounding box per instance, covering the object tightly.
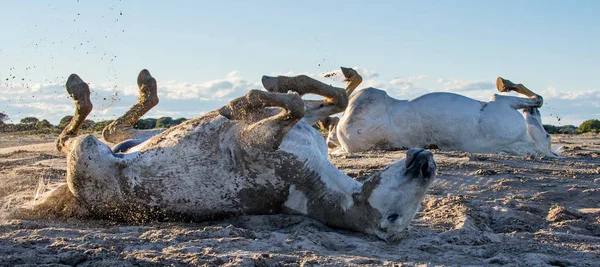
[387,213,400,223]
[546,134,550,138]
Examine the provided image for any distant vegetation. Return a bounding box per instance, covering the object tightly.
[0,112,187,134]
[543,124,577,134]
[133,117,187,130]
[576,119,600,134]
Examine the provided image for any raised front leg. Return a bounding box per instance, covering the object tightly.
[219,90,305,150]
[261,71,349,125]
[56,74,93,153]
[102,69,163,144]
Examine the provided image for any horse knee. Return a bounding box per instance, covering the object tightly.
[533,95,543,107]
[284,93,305,119]
[244,89,265,105]
[102,123,125,143]
[333,89,348,110]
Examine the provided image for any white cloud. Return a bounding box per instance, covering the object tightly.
[541,86,600,101]
[385,75,429,96]
[154,72,260,101]
[353,66,380,79]
[8,102,74,123]
[355,74,429,99]
[0,71,262,125]
[11,102,72,112]
[1,69,599,127]
[437,78,495,92]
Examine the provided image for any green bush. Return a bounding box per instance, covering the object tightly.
[35,119,53,129]
[577,119,600,134]
[543,124,558,134]
[156,117,174,128]
[93,120,113,132]
[0,112,9,123]
[134,118,158,129]
[173,117,187,126]
[58,115,73,129]
[544,124,577,134]
[20,117,39,125]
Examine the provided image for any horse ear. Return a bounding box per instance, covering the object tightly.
[404,149,436,181]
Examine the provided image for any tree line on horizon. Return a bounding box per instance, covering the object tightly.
[1,112,599,135]
[0,112,187,134]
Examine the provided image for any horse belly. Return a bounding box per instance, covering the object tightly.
[406,98,528,153]
[119,127,292,220]
[124,152,289,219]
[399,94,490,151]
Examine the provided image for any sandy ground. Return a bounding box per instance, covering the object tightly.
[0,133,598,266]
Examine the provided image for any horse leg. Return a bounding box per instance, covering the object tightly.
[316,116,339,134]
[340,67,363,96]
[102,69,163,144]
[523,107,543,127]
[56,74,93,153]
[312,67,363,132]
[53,74,128,215]
[496,77,540,98]
[490,94,543,109]
[220,90,305,150]
[261,72,348,125]
[325,117,341,148]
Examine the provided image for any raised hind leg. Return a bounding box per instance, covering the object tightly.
[102,69,163,144]
[56,74,93,153]
[261,67,355,124]
[494,77,544,109]
[219,90,305,150]
[496,77,542,98]
[489,94,543,110]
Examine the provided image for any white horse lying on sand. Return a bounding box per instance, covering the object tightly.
[324,68,558,157]
[20,69,436,242]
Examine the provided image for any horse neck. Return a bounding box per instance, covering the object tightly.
[303,159,362,202]
[315,168,384,233]
[287,157,377,229]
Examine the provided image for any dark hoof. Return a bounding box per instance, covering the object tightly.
[496,77,516,93]
[262,76,284,93]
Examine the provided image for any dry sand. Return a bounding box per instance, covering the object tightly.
[0,133,598,266]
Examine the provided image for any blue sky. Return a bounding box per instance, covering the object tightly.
[1,0,599,126]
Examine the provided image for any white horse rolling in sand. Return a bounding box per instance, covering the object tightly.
[21,69,437,242]
[325,68,559,157]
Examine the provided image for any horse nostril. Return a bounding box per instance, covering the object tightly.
[387,213,400,223]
